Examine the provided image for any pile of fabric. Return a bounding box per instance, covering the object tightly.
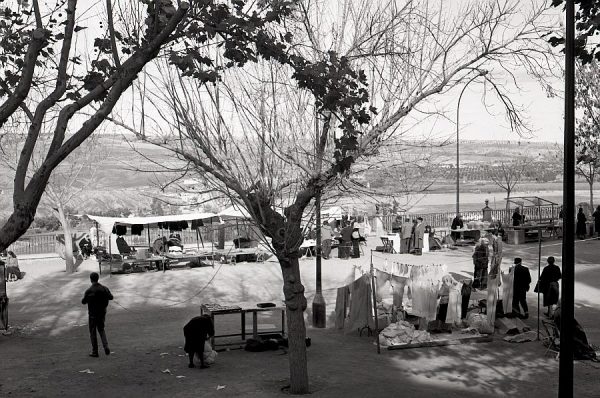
[466,313,494,334]
[378,321,432,347]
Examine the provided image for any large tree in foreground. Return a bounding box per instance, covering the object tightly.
[112,0,558,393]
[0,0,298,252]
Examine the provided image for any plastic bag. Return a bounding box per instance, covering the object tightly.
[195,341,218,365]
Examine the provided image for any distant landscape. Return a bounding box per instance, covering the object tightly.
[0,135,593,226]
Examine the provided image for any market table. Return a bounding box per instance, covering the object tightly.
[450,228,495,243]
[201,302,286,347]
[507,223,558,244]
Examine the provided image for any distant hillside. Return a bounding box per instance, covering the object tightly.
[0,136,565,220]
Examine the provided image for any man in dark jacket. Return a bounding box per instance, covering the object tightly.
[184,315,215,368]
[82,272,113,357]
[512,258,531,319]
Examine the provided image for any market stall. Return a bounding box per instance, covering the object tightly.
[335,252,497,353]
[87,212,219,274]
[504,196,559,244]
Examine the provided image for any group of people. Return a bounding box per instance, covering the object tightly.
[82,271,215,368]
[575,205,600,240]
[319,220,365,259]
[469,232,562,320]
[390,216,426,254]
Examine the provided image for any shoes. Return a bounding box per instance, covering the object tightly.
[89,353,99,357]
[188,363,195,368]
[104,347,111,355]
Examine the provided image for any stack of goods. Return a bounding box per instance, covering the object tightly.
[466,313,494,334]
[202,303,242,312]
[378,321,432,347]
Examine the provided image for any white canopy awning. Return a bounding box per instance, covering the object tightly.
[87,212,220,235]
[217,205,252,220]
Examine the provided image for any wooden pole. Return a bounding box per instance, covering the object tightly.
[371,250,381,354]
[147,225,151,249]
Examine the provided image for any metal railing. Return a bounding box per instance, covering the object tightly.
[8,207,561,255]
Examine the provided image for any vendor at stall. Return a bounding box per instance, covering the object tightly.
[512,207,523,226]
[451,214,463,241]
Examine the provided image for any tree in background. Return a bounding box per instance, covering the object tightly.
[0,0,297,255]
[487,160,528,222]
[150,197,165,216]
[116,1,559,392]
[575,61,600,211]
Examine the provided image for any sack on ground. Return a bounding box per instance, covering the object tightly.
[194,341,217,365]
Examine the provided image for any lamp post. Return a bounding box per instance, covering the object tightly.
[312,105,326,328]
[560,0,575,396]
[456,70,488,216]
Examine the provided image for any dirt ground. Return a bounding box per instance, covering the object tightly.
[1,237,599,397]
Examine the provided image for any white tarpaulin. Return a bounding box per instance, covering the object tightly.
[87,212,220,235]
[217,205,252,220]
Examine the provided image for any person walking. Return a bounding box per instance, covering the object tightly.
[538,256,561,317]
[576,207,587,239]
[512,258,531,319]
[82,272,113,357]
[593,206,600,238]
[321,220,333,259]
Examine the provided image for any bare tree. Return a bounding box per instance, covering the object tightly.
[487,160,528,220]
[575,61,600,211]
[0,0,299,254]
[110,0,560,393]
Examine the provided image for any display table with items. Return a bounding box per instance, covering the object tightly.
[201,302,286,347]
[506,222,559,244]
[96,248,165,274]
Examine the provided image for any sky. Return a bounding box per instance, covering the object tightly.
[425,74,565,143]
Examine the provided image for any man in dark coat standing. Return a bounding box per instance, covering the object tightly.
[82,272,113,357]
[184,315,215,368]
[512,258,531,319]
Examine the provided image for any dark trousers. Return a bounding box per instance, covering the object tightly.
[461,295,470,319]
[351,240,360,258]
[436,303,448,322]
[473,264,488,289]
[89,314,109,353]
[512,290,529,316]
[322,239,332,259]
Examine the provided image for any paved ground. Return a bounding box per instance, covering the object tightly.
[1,236,599,397]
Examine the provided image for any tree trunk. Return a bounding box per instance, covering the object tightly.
[0,203,37,253]
[55,205,75,273]
[589,180,594,212]
[505,191,511,224]
[279,255,309,394]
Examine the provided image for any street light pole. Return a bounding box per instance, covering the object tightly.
[312,105,326,328]
[559,0,575,396]
[456,70,488,216]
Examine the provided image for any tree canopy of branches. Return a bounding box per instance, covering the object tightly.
[0,0,300,253]
[111,0,560,392]
[575,61,600,210]
[486,160,528,220]
[550,0,600,63]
